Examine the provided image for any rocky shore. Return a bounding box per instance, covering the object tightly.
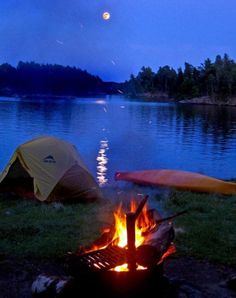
[179,96,236,106]
[129,93,236,106]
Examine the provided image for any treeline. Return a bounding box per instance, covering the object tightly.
[0,61,118,97]
[1,56,236,101]
[123,54,236,102]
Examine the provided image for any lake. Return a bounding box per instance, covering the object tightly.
[0,95,236,187]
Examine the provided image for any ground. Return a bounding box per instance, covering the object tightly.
[0,256,235,298]
[0,187,236,297]
[164,257,236,297]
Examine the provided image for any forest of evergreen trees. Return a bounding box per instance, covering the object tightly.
[123,54,236,102]
[0,55,236,102]
[0,61,119,97]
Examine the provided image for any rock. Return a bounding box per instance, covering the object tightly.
[31,274,73,297]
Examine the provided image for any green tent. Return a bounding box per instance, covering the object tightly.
[0,136,102,202]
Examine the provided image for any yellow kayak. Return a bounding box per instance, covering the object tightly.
[115,169,236,195]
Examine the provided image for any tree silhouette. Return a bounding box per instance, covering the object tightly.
[124,54,236,102]
[0,61,118,97]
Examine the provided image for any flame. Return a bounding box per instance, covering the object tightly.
[84,199,175,272]
[113,263,147,272]
[158,244,176,265]
[112,200,155,248]
[111,200,157,272]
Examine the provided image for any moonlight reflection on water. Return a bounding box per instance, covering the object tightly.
[96,139,109,186]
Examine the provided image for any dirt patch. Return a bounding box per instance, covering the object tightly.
[0,256,235,298]
[0,257,64,298]
[164,256,236,297]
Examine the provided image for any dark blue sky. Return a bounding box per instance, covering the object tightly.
[1,0,236,82]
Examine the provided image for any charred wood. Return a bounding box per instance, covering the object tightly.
[137,222,175,268]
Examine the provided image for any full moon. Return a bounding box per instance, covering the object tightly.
[102,12,110,20]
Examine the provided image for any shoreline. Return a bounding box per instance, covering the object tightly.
[127,93,236,106]
[0,91,118,100]
[179,96,236,106]
[1,93,236,107]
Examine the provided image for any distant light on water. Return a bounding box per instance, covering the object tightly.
[95,100,106,105]
[96,139,109,186]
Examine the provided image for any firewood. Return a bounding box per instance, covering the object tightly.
[137,222,175,268]
[134,195,148,219]
[141,210,187,236]
[66,203,176,273]
[143,222,175,248]
[136,244,162,268]
[82,227,115,253]
[137,208,162,230]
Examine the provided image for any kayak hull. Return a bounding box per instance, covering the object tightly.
[115,169,236,195]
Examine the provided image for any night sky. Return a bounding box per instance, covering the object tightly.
[1,0,236,82]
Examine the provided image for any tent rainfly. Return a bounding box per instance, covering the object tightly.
[0,136,102,202]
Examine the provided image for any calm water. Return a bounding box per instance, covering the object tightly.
[0,95,236,186]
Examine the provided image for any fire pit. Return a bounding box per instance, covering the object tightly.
[32,196,180,298]
[66,196,176,273]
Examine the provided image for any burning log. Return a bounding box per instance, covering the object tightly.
[142,222,175,251]
[66,197,178,276]
[32,197,187,297]
[134,195,148,219]
[74,226,116,254]
[66,223,175,275]
[137,222,175,268]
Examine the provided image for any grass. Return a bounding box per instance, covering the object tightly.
[0,194,115,258]
[162,190,236,265]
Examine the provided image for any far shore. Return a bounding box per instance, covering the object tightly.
[179,95,236,106]
[126,92,175,102]
[129,93,236,106]
[0,93,113,100]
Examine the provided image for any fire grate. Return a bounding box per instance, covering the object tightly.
[69,245,126,272]
[66,195,178,277]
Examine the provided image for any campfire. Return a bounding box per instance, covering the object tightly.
[32,196,182,298]
[67,195,176,275]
